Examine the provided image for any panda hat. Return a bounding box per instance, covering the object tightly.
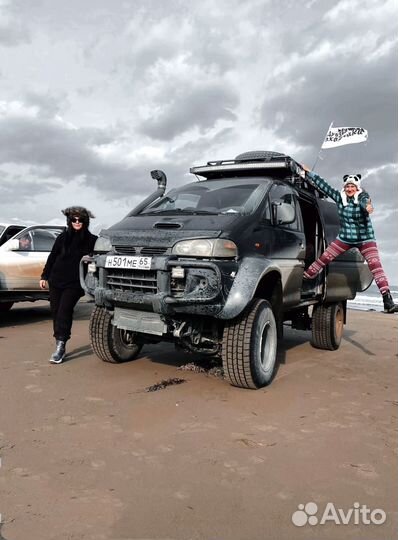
[341,174,362,206]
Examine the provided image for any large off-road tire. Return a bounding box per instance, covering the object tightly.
[222,299,278,389]
[89,306,143,363]
[0,301,13,313]
[310,302,344,350]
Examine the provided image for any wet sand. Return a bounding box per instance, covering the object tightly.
[0,301,397,540]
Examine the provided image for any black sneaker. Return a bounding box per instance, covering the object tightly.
[382,293,398,314]
[50,340,66,364]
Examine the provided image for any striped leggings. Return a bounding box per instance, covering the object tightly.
[304,239,390,295]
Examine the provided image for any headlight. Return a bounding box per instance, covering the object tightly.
[94,236,112,252]
[172,238,237,258]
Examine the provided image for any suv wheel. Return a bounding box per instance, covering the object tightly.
[222,298,277,389]
[311,302,344,350]
[89,306,143,363]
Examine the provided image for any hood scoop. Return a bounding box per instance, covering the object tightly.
[154,222,182,229]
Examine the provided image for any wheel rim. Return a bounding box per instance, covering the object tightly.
[259,320,277,373]
[335,306,344,340]
[118,329,137,349]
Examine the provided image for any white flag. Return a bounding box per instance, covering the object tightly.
[321,126,368,149]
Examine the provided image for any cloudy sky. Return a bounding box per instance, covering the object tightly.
[1,0,397,282]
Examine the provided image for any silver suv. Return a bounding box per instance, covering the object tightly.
[0,225,64,312]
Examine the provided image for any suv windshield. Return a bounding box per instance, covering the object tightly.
[140,177,271,216]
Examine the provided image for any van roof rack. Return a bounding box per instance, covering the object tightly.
[189,150,324,197]
[191,150,304,179]
[190,150,294,177]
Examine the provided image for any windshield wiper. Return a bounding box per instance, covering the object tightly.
[179,209,218,215]
[142,209,218,215]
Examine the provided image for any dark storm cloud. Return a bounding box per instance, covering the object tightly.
[0,113,145,196]
[0,94,236,203]
[0,171,59,204]
[258,0,397,175]
[261,48,397,169]
[0,102,223,201]
[139,84,239,140]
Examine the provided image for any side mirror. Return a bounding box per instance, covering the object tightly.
[4,239,20,251]
[273,202,295,225]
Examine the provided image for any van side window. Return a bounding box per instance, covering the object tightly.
[269,184,301,231]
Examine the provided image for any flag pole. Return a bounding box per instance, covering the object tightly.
[312,121,333,171]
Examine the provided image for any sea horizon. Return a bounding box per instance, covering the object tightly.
[348,283,398,312]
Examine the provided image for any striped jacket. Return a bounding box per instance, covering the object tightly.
[308,171,375,244]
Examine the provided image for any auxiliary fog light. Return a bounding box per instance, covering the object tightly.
[88,262,97,273]
[171,266,185,279]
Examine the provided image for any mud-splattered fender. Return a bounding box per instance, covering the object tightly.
[217,256,280,320]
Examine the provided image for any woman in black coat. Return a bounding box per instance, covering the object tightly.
[40,206,98,363]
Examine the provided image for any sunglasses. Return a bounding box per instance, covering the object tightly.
[71,217,83,223]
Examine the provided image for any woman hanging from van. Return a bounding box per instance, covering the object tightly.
[40,206,98,363]
[302,166,397,314]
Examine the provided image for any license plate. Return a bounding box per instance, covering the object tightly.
[105,255,152,270]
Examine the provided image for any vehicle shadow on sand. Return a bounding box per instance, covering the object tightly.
[142,327,315,374]
[139,324,368,384]
[341,328,376,356]
[0,303,52,328]
[0,300,93,329]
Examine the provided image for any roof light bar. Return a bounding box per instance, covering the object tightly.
[190,161,288,175]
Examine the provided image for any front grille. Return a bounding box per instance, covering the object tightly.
[107,269,186,297]
[141,247,168,255]
[114,245,168,256]
[114,245,137,255]
[107,269,157,294]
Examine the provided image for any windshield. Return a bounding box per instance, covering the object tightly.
[140,177,271,216]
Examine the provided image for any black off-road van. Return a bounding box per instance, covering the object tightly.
[81,151,372,389]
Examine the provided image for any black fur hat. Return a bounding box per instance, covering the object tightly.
[62,206,95,226]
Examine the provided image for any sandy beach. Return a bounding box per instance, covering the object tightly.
[0,301,397,540]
